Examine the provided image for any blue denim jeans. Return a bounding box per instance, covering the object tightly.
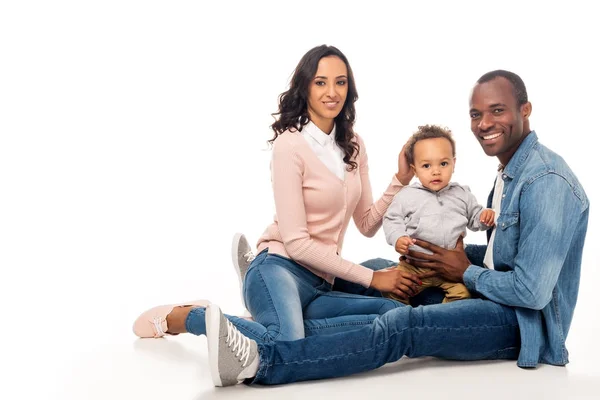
[252,298,520,385]
[242,250,406,341]
[184,252,443,339]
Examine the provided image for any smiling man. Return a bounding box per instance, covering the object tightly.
[204,70,590,386]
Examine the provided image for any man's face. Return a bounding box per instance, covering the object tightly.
[469,77,531,166]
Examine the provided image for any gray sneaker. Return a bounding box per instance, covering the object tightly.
[206,303,259,387]
[231,233,255,307]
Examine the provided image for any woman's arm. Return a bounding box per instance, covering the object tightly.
[271,136,374,287]
[353,136,410,237]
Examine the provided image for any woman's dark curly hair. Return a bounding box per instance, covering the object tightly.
[269,45,360,171]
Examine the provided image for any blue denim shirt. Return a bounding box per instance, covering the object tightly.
[463,131,589,367]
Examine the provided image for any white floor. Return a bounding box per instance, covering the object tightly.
[10,287,599,400]
[46,333,600,400]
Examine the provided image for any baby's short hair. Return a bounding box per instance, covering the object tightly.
[405,125,456,165]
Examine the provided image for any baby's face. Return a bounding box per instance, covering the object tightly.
[411,137,455,192]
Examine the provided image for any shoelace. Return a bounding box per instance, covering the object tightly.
[243,251,255,263]
[152,316,165,336]
[225,319,252,367]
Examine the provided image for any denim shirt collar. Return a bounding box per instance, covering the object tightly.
[502,131,538,179]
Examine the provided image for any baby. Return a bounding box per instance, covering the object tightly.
[383,125,495,304]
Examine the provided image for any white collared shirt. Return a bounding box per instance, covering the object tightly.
[483,167,506,269]
[301,121,346,180]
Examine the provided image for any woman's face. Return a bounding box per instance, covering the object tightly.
[306,55,348,134]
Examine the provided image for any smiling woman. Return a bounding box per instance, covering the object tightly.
[306,56,349,133]
[269,45,361,172]
[132,44,422,386]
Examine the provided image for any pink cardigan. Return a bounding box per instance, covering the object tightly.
[257,130,404,288]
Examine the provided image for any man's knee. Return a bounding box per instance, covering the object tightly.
[360,258,396,271]
[378,298,405,313]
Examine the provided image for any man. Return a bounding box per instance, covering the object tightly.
[207,70,589,386]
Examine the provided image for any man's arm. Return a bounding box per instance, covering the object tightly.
[409,174,586,310]
[463,174,585,309]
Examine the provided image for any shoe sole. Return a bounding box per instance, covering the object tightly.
[206,304,224,387]
[231,232,247,309]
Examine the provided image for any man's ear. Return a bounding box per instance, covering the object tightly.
[521,101,532,120]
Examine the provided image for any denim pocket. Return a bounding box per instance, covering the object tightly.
[495,212,520,263]
[498,213,519,231]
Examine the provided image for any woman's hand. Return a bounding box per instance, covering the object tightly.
[395,142,414,185]
[370,268,422,301]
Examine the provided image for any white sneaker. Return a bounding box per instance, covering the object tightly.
[231,233,255,309]
[206,303,259,387]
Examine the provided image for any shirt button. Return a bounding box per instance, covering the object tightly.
[502,174,507,179]
[502,223,505,227]
[502,194,506,198]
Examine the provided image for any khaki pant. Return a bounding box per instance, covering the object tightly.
[384,260,471,305]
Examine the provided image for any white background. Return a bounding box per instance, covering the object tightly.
[1,1,599,399]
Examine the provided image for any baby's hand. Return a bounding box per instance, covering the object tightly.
[394,236,416,255]
[480,209,495,226]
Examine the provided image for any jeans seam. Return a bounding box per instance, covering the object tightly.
[318,290,402,306]
[243,252,269,304]
[254,266,283,341]
[305,320,375,331]
[272,322,519,366]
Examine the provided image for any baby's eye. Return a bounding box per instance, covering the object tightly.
[441,161,448,167]
[422,164,430,169]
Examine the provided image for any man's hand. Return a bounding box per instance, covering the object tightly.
[395,236,416,255]
[480,209,495,226]
[406,237,471,283]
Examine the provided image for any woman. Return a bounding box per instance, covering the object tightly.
[132,45,423,344]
